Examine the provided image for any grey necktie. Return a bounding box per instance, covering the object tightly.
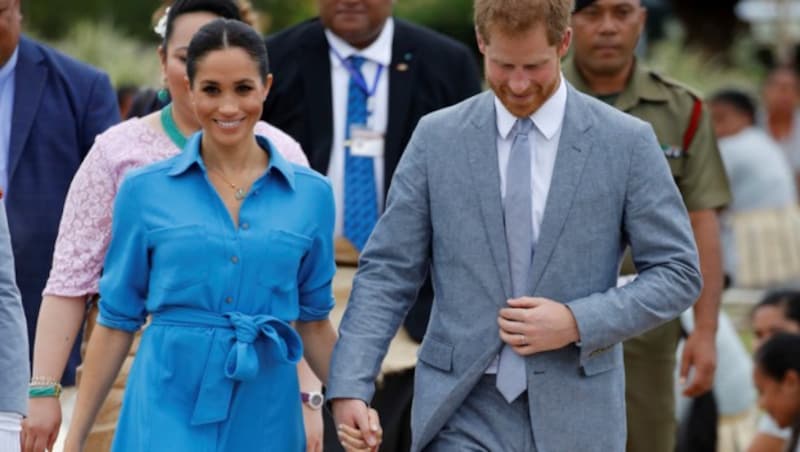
[496,118,534,403]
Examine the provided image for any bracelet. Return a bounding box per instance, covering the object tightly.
[29,384,62,399]
[30,376,60,386]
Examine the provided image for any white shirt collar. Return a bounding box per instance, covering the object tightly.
[324,17,394,67]
[0,45,19,82]
[495,73,567,141]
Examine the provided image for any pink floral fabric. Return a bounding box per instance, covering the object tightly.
[43,119,310,297]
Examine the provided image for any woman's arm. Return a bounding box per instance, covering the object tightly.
[30,296,87,384]
[296,319,337,385]
[22,295,88,452]
[63,325,133,451]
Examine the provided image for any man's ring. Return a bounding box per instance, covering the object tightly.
[518,334,527,345]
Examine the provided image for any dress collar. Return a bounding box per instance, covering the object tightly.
[167,132,296,191]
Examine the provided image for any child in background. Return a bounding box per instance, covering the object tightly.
[753,333,800,452]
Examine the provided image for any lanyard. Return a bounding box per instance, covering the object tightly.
[329,46,384,99]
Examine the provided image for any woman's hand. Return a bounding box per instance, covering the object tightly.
[62,433,85,452]
[302,404,324,452]
[21,397,62,452]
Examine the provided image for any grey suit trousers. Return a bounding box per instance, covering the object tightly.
[424,375,536,452]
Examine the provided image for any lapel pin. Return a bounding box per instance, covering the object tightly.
[396,63,409,72]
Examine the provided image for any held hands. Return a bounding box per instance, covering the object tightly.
[498,297,580,356]
[21,397,62,452]
[331,398,383,452]
[679,329,717,397]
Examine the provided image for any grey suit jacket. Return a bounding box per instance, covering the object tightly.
[0,202,29,416]
[327,84,702,452]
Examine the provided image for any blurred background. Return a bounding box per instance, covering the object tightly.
[20,0,800,95]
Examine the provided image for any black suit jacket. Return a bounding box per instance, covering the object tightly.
[263,18,482,342]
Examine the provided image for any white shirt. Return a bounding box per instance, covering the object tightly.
[324,18,393,238]
[495,75,567,246]
[487,75,567,373]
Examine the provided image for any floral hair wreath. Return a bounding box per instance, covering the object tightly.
[154,7,170,39]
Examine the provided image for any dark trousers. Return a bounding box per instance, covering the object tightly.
[324,368,414,452]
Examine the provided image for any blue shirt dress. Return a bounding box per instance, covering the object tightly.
[97,133,335,451]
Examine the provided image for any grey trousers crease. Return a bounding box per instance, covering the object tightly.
[424,375,536,452]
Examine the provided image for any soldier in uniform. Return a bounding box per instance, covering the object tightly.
[565,1,731,451]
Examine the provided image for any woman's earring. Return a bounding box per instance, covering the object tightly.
[157,88,170,103]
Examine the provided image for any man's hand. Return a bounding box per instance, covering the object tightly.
[331,398,382,452]
[498,297,580,356]
[679,329,717,397]
[302,405,323,452]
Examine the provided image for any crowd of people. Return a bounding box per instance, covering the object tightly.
[1,0,800,451]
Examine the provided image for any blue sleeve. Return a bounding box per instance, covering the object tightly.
[0,203,29,415]
[97,176,149,332]
[296,180,336,322]
[80,71,120,155]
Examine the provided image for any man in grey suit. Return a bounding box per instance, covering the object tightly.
[328,0,702,450]
[0,196,29,450]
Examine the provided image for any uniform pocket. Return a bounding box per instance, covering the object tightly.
[146,225,210,290]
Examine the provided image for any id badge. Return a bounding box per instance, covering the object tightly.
[349,125,384,158]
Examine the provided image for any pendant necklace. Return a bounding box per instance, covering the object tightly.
[160,103,188,149]
[210,168,247,201]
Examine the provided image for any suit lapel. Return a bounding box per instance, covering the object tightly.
[300,23,334,173]
[384,20,416,194]
[465,92,512,300]
[530,85,594,293]
[9,38,47,184]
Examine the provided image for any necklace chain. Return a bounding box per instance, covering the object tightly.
[209,167,247,201]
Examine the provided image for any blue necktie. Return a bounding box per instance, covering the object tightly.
[343,55,378,251]
[496,118,535,403]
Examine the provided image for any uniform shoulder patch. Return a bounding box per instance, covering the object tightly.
[648,70,703,101]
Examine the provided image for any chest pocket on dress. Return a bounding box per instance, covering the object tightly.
[258,229,312,303]
[147,225,210,290]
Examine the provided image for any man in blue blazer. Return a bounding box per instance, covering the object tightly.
[0,0,119,385]
[328,0,702,450]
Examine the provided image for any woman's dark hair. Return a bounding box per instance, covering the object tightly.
[755,332,800,381]
[186,18,269,84]
[709,89,757,125]
[163,0,241,51]
[752,290,800,325]
[756,333,800,450]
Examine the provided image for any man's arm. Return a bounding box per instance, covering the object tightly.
[679,209,722,396]
[0,204,28,412]
[567,123,703,362]
[328,122,433,441]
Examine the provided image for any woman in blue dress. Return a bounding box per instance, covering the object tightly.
[63,18,367,451]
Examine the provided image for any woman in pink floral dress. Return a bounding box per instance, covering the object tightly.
[19,2,319,451]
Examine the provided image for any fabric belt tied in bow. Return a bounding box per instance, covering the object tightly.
[150,308,303,425]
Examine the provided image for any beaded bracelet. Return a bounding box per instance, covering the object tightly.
[30,376,59,386]
[29,384,62,399]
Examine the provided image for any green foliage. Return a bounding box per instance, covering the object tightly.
[43,21,161,88]
[642,22,765,99]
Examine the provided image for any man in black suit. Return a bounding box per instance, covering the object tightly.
[263,1,481,450]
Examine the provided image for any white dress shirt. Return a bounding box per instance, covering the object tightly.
[496,75,567,246]
[487,75,567,373]
[324,19,394,238]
